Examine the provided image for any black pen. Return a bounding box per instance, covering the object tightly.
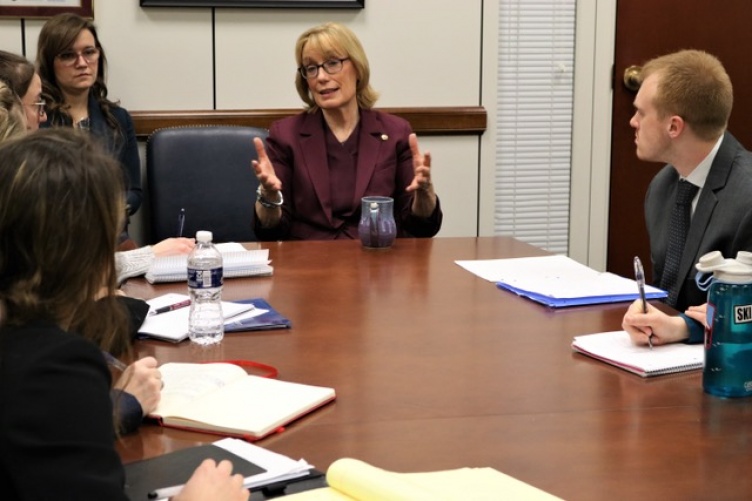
[633,256,652,350]
[177,208,185,238]
[149,299,191,316]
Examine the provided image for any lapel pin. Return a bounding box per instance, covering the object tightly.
[381,134,388,141]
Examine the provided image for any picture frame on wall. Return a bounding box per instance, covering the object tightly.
[140,0,364,8]
[0,0,94,19]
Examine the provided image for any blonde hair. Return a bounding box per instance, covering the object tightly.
[294,22,379,112]
[0,81,27,141]
[641,49,732,141]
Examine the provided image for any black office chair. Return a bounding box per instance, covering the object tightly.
[146,125,268,244]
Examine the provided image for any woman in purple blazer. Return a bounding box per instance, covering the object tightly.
[252,22,442,241]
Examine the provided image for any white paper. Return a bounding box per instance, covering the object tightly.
[456,255,664,298]
[213,438,314,489]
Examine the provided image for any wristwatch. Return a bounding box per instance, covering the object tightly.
[256,185,284,209]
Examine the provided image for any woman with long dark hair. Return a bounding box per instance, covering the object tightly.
[37,13,142,224]
[0,129,248,500]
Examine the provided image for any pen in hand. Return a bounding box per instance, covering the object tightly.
[633,256,652,350]
[149,299,191,316]
[101,351,128,371]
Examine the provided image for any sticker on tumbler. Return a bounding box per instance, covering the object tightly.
[734,304,752,324]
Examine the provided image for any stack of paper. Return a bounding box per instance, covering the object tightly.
[145,243,273,284]
[455,255,667,307]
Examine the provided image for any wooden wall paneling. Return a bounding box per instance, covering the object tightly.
[131,106,487,138]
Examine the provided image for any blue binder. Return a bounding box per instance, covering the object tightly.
[224,298,292,332]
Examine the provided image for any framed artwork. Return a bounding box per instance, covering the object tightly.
[140,0,364,8]
[0,0,93,19]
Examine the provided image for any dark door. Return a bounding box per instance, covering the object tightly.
[607,0,752,281]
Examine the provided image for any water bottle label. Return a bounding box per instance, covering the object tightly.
[188,267,223,288]
[734,304,752,324]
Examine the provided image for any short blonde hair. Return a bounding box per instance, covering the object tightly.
[641,49,732,141]
[294,22,379,112]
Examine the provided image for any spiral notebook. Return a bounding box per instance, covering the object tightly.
[146,248,273,283]
[572,330,704,377]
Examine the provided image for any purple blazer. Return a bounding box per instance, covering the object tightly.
[253,108,442,241]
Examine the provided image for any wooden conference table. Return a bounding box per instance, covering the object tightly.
[118,237,752,500]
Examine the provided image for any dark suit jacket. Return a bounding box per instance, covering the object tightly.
[0,321,127,499]
[645,132,752,311]
[43,94,143,215]
[254,108,443,241]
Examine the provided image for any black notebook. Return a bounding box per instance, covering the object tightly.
[124,444,265,500]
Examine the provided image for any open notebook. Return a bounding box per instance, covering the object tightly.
[572,330,704,377]
[149,362,336,440]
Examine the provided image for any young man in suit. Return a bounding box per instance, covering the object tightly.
[623,49,752,345]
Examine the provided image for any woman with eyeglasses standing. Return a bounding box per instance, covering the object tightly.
[36,13,142,232]
[252,22,442,240]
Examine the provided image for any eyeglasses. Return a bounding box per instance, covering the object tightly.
[298,58,349,79]
[26,99,46,117]
[56,47,100,67]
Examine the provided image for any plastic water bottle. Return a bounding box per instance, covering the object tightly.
[187,230,224,345]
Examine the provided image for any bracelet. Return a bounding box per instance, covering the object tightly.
[256,185,283,209]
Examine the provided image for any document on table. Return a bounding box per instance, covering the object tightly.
[455,254,667,308]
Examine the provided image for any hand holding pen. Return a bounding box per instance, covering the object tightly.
[633,256,652,349]
[634,256,653,350]
[112,356,163,415]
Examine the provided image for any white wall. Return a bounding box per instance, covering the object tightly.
[0,0,619,266]
[1,0,488,242]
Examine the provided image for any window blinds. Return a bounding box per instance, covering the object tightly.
[495,0,576,254]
